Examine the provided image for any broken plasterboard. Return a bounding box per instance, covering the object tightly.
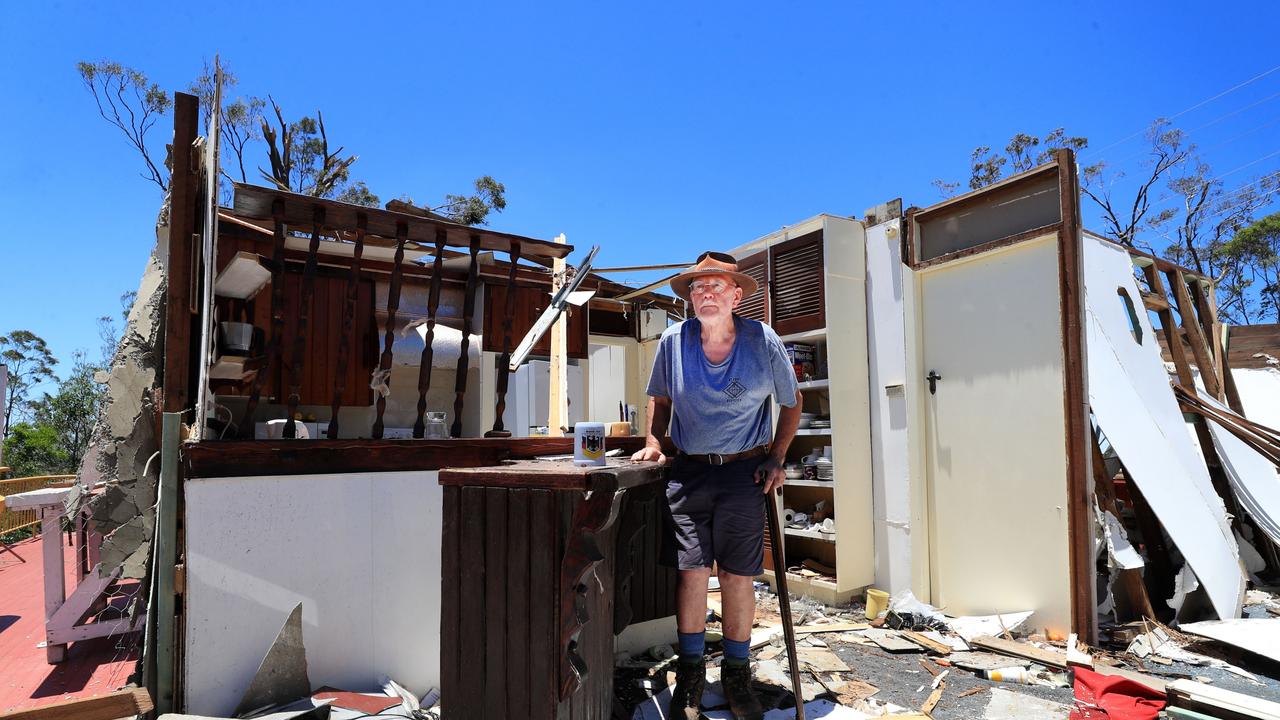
[1083,235,1244,619]
[945,610,1034,643]
[1179,618,1280,664]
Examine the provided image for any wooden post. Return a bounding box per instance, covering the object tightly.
[487,242,522,437]
[240,199,288,434]
[548,234,569,436]
[284,206,325,439]
[1054,148,1096,644]
[451,235,482,438]
[328,213,367,439]
[41,505,66,663]
[153,412,181,714]
[1189,280,1226,401]
[414,229,447,438]
[162,92,200,417]
[372,221,408,439]
[1167,269,1221,398]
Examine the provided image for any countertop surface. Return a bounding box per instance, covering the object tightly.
[438,457,666,491]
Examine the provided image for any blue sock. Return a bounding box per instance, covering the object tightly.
[677,631,705,661]
[723,637,750,665]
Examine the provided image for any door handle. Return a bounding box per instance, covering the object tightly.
[926,370,942,395]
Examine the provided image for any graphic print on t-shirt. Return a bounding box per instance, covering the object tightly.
[724,378,747,399]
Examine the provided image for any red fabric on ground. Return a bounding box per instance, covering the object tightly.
[1069,666,1166,720]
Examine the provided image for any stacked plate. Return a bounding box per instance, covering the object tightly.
[816,457,834,481]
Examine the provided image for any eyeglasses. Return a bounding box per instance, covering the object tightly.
[689,279,735,295]
[696,251,737,264]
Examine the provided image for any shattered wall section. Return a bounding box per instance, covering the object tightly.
[69,220,170,579]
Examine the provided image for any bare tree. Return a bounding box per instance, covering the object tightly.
[76,61,173,192]
[1080,119,1192,248]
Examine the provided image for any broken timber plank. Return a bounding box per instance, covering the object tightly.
[901,629,953,655]
[0,688,153,720]
[921,679,945,715]
[969,635,1068,669]
[861,628,923,653]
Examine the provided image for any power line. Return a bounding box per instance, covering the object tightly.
[1083,63,1280,158]
[1102,94,1280,170]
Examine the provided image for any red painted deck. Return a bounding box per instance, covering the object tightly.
[0,536,139,713]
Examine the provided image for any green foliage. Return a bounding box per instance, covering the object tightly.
[76,60,172,192]
[1,423,69,477]
[1218,211,1280,321]
[2,330,58,437]
[32,354,105,471]
[334,181,381,208]
[438,176,508,226]
[934,128,1088,196]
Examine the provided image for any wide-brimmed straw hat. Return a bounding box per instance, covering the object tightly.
[669,251,759,301]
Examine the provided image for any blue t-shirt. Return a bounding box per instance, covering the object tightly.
[646,315,799,455]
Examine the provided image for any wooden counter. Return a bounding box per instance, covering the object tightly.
[437,458,674,720]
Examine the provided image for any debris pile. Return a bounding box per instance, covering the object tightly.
[620,586,1280,720]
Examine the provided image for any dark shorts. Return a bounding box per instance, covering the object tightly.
[661,454,767,577]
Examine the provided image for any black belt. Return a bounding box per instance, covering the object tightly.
[678,444,769,466]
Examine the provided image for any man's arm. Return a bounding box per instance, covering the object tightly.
[630,395,672,464]
[756,390,803,494]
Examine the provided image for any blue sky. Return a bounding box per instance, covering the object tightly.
[2,1,1279,397]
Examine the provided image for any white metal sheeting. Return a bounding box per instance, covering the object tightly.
[1198,391,1280,545]
[1083,235,1244,620]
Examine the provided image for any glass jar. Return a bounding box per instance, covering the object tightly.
[424,411,449,439]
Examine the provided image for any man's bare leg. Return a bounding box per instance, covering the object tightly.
[717,569,755,641]
[677,567,713,633]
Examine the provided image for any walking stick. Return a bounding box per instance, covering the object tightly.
[764,490,806,720]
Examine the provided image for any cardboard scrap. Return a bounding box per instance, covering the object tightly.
[796,647,850,672]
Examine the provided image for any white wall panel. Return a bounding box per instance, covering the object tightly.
[184,471,442,715]
[1083,236,1244,620]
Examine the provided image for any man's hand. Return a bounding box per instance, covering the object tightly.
[631,445,667,465]
[754,457,785,495]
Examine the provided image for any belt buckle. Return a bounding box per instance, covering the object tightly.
[708,453,724,466]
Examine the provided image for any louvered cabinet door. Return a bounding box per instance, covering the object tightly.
[769,230,825,336]
[734,249,770,323]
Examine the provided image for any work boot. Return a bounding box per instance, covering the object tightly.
[720,662,764,720]
[667,657,706,719]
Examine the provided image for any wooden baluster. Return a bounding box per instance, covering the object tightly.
[372,221,408,439]
[240,198,287,434]
[451,234,481,438]
[413,229,448,438]
[283,206,325,439]
[328,213,367,439]
[1166,268,1221,398]
[486,242,522,437]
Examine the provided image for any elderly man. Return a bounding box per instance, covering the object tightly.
[632,251,802,720]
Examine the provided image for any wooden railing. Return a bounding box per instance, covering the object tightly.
[0,475,76,536]
[230,184,574,441]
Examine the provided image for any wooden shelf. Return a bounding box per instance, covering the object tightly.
[795,429,832,436]
[780,328,827,343]
[785,478,834,488]
[759,568,853,606]
[797,378,830,391]
[784,527,837,543]
[214,251,272,300]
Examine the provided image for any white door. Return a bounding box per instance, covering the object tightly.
[918,235,1074,634]
[589,343,627,424]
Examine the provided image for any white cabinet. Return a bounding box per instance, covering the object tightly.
[501,360,584,437]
